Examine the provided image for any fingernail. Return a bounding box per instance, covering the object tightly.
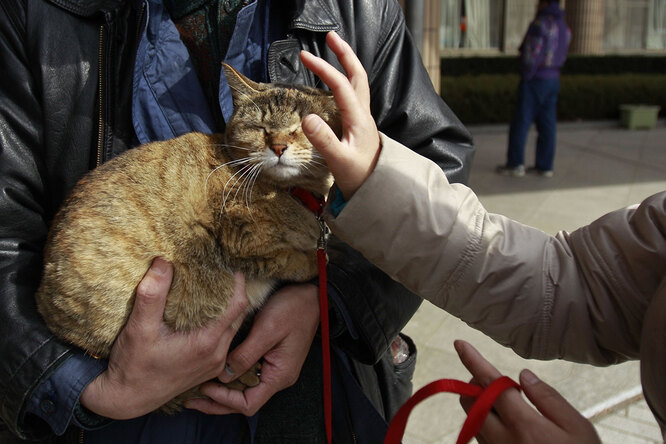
[152,258,169,275]
[520,369,539,386]
[224,365,235,377]
[453,340,464,355]
[302,115,321,135]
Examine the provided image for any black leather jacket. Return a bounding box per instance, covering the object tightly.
[0,0,474,439]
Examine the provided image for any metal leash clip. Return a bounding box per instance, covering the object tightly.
[317,216,329,251]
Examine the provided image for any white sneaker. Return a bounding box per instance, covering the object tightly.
[527,167,554,178]
[495,164,525,177]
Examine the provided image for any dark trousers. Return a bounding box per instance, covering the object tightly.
[506,77,560,171]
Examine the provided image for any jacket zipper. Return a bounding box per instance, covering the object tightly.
[96,24,105,168]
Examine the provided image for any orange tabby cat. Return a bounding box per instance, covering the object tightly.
[35,64,340,411]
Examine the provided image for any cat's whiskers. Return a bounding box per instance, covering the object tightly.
[205,157,252,193]
[221,160,255,213]
[308,159,328,169]
[290,152,327,171]
[220,159,264,215]
[298,162,315,176]
[234,162,259,203]
[243,164,264,214]
[211,142,254,152]
[229,163,262,219]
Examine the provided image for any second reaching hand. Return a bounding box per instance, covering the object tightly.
[300,31,381,201]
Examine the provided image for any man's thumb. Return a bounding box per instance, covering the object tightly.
[133,257,172,325]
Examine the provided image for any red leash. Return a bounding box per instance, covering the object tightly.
[384,376,520,444]
[290,187,332,444]
[317,231,332,444]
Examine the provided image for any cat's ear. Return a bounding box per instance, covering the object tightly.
[222,63,262,104]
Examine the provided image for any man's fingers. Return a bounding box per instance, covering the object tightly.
[184,382,241,415]
[219,321,275,385]
[132,257,173,328]
[188,380,271,417]
[217,271,249,331]
[184,397,232,416]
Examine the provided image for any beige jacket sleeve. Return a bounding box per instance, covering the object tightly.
[324,134,666,366]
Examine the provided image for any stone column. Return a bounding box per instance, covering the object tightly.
[401,0,442,93]
[422,0,442,93]
[566,0,605,54]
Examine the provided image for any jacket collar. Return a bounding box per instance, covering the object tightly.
[47,0,126,16]
[48,0,338,28]
[289,0,338,32]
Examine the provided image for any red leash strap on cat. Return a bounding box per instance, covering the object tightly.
[290,187,326,214]
[384,376,520,444]
[290,187,332,444]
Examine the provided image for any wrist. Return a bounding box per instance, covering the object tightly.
[79,370,143,420]
[79,372,116,418]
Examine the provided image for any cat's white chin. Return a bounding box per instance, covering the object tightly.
[266,165,301,181]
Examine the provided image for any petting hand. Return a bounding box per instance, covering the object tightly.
[300,31,381,201]
[454,340,601,444]
[80,258,249,419]
[185,281,320,416]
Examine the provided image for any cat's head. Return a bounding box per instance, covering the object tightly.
[222,63,341,194]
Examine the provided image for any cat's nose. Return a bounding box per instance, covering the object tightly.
[270,144,288,157]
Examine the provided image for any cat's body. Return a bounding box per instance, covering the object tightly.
[35,64,340,410]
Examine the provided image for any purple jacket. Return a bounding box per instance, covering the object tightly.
[520,2,572,81]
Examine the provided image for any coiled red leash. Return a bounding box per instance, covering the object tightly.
[385,376,520,444]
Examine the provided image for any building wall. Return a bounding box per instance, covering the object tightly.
[435,0,665,55]
[400,0,664,93]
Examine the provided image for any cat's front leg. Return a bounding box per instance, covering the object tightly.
[228,247,318,282]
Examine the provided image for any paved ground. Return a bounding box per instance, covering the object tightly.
[400,120,666,443]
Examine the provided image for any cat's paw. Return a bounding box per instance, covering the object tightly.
[224,362,262,390]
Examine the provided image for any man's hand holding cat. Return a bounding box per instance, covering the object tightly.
[185,282,320,416]
[79,258,249,419]
[301,31,381,201]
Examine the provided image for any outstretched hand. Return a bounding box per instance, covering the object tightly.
[454,340,601,444]
[300,31,381,201]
